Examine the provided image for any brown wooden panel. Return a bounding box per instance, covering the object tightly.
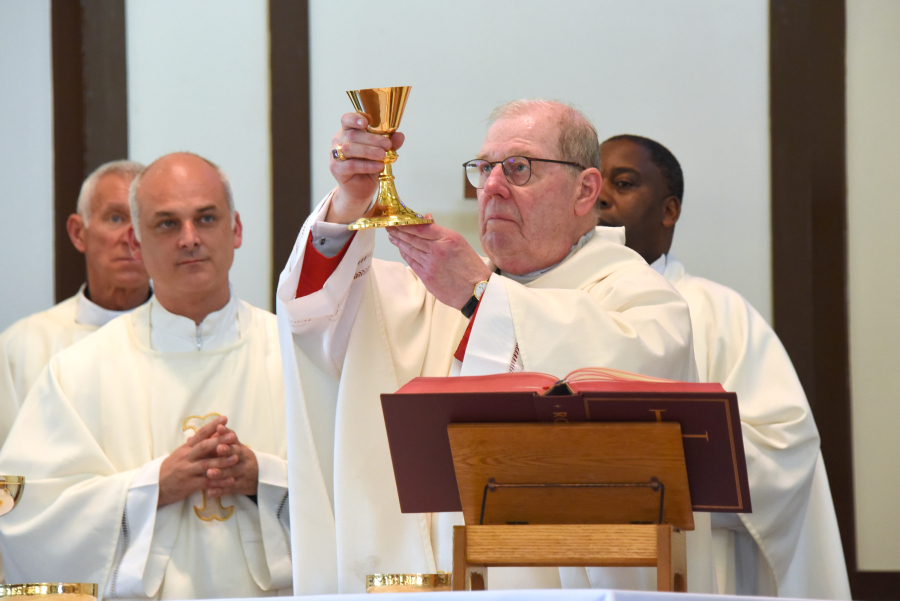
[51,0,128,303]
[464,524,659,567]
[771,0,898,597]
[448,422,693,530]
[269,0,310,310]
[81,0,128,171]
[51,0,86,302]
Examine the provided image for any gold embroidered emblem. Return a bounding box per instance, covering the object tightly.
[182,413,234,522]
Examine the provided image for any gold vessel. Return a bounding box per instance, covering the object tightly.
[0,584,98,601]
[346,86,433,230]
[0,475,24,517]
[365,573,451,593]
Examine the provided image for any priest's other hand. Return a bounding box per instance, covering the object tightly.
[387,219,494,310]
[205,423,259,499]
[158,415,241,507]
[326,112,405,225]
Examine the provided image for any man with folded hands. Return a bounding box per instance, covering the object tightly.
[0,153,291,598]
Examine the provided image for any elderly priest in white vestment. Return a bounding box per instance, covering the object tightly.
[595,134,851,599]
[275,100,711,594]
[0,160,150,447]
[0,153,291,598]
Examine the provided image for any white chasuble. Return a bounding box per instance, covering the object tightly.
[0,298,291,599]
[0,286,138,446]
[661,256,850,599]
[275,193,703,594]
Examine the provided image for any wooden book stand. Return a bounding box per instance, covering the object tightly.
[448,422,692,592]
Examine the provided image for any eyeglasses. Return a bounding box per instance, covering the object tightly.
[463,155,586,189]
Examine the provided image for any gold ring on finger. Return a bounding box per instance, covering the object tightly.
[332,145,347,161]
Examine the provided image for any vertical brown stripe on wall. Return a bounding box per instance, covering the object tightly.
[51,0,128,303]
[269,0,311,309]
[81,0,129,172]
[771,1,898,597]
[51,0,87,302]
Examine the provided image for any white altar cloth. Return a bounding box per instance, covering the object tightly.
[208,589,816,601]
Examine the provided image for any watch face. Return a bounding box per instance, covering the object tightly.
[474,281,488,300]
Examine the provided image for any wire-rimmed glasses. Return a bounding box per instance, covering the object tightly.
[463,156,586,189]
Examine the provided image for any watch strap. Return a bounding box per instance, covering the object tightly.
[461,294,479,319]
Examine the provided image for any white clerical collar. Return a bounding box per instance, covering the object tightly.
[500,229,596,285]
[649,253,667,275]
[75,284,137,327]
[147,289,241,352]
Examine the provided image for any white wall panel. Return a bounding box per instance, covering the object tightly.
[309,0,772,321]
[126,0,272,310]
[847,0,900,572]
[0,0,54,332]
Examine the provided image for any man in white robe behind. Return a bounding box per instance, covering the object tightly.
[0,160,151,446]
[596,134,851,599]
[276,100,709,594]
[0,153,291,598]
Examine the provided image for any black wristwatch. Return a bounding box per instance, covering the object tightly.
[461,280,489,319]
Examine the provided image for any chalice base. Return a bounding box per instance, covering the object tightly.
[348,207,433,230]
[347,171,433,230]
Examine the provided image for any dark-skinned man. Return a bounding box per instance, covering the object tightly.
[596,134,850,599]
[275,101,711,593]
[0,153,291,598]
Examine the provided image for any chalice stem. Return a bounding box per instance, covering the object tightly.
[377,152,404,215]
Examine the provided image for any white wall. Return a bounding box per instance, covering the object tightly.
[847,0,900,572]
[0,0,54,332]
[125,0,272,310]
[309,0,772,321]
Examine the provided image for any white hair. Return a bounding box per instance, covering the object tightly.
[129,152,235,242]
[488,99,600,172]
[76,160,144,226]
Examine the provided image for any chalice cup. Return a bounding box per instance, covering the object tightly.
[0,475,24,517]
[346,86,433,230]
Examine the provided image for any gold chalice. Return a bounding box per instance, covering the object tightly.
[346,86,433,230]
[0,475,24,517]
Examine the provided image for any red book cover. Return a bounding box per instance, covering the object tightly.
[381,368,751,515]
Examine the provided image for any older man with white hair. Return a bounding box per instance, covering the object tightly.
[0,160,150,446]
[0,152,291,598]
[276,100,705,593]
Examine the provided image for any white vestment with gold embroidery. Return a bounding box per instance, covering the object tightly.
[659,256,850,599]
[275,193,710,595]
[0,296,291,599]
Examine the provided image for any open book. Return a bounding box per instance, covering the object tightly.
[382,368,751,514]
[394,366,725,396]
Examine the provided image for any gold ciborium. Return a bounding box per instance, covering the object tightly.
[346,86,433,230]
[0,475,24,517]
[0,583,98,601]
[365,573,451,593]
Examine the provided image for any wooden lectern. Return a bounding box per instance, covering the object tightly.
[447,422,694,592]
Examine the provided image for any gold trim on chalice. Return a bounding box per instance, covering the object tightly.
[0,584,98,598]
[365,573,451,593]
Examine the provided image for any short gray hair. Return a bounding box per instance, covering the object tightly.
[129,152,235,242]
[77,160,145,226]
[488,99,600,172]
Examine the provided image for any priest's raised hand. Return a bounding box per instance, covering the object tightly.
[327,112,405,224]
